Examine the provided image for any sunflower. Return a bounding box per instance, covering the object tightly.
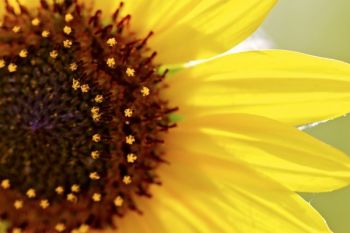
[0,0,350,232]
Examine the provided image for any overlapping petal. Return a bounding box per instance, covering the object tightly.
[167,50,350,126]
[114,150,333,233]
[167,113,350,192]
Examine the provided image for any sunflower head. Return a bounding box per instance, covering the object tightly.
[0,1,175,232]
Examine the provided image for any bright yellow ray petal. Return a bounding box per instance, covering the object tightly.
[116,151,333,233]
[167,50,350,126]
[90,0,117,15]
[167,113,350,192]
[122,0,276,64]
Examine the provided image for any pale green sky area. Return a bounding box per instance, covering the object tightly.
[262,1,350,232]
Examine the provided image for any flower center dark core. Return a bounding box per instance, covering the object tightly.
[0,1,176,232]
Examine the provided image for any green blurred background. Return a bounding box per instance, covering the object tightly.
[262,0,350,232]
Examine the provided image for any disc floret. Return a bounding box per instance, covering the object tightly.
[0,1,175,232]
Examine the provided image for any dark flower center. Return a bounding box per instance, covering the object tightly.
[0,1,176,232]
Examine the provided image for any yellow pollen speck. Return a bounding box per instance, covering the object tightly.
[106,37,117,47]
[31,18,40,26]
[91,107,101,121]
[92,193,101,202]
[91,107,100,115]
[122,176,132,184]
[92,134,101,142]
[19,49,28,58]
[94,95,104,103]
[106,57,116,68]
[26,188,36,198]
[81,84,90,93]
[71,184,80,193]
[141,86,150,96]
[67,193,77,202]
[12,228,22,233]
[8,63,17,73]
[42,30,50,38]
[12,26,20,33]
[124,108,133,117]
[63,39,72,48]
[69,62,78,71]
[71,229,79,233]
[89,172,100,180]
[65,13,74,22]
[127,153,137,163]
[79,224,89,233]
[114,196,123,207]
[55,186,64,194]
[72,79,80,90]
[14,200,23,209]
[50,50,58,59]
[1,179,10,189]
[55,223,66,232]
[0,59,5,69]
[91,151,100,159]
[125,135,135,145]
[40,199,50,209]
[63,25,72,35]
[92,114,101,122]
[126,67,135,77]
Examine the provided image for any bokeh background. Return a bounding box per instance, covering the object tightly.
[261,0,350,232]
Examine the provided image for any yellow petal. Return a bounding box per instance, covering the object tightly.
[168,113,350,192]
[90,0,117,15]
[123,0,276,64]
[117,151,332,233]
[167,50,350,126]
